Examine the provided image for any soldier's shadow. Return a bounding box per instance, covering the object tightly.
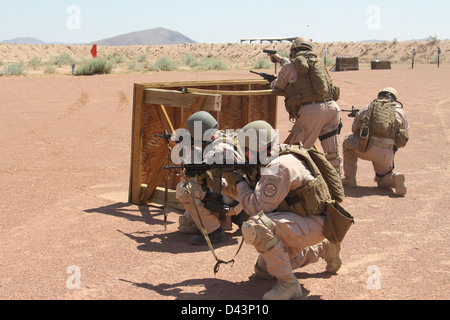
[119,275,324,300]
[344,186,400,198]
[117,228,240,255]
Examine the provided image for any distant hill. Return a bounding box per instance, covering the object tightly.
[1,37,46,45]
[92,27,197,46]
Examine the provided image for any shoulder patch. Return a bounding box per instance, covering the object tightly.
[264,183,278,198]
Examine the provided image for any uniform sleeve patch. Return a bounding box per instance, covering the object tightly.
[264,183,278,197]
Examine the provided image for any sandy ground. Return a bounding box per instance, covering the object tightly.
[0,64,449,302]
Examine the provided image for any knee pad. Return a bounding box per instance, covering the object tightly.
[242,211,279,253]
[176,181,204,212]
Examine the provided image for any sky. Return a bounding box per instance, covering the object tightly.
[1,0,449,44]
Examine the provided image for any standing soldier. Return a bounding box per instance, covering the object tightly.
[268,37,343,174]
[341,88,410,196]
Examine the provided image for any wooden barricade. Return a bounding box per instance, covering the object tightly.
[129,80,279,218]
[371,60,392,70]
[335,57,359,71]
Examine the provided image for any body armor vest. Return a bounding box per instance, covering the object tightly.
[244,144,344,217]
[284,51,340,120]
[362,99,401,140]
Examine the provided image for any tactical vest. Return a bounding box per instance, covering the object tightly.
[370,99,401,140]
[276,144,345,217]
[284,51,340,120]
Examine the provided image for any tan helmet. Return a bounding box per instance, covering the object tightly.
[379,87,399,101]
[240,121,278,152]
[291,37,313,51]
[186,111,219,141]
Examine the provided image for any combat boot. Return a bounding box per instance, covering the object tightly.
[263,274,303,300]
[341,177,357,188]
[254,258,274,280]
[188,227,227,245]
[178,215,199,234]
[318,240,342,274]
[393,173,407,196]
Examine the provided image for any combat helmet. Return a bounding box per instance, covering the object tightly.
[240,121,278,155]
[291,37,313,51]
[186,111,219,141]
[378,87,399,101]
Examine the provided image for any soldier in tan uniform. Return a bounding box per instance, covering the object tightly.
[175,111,246,245]
[269,37,343,174]
[221,121,352,300]
[341,88,409,196]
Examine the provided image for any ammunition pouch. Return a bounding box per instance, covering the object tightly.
[323,201,354,244]
[277,179,328,217]
[331,85,340,102]
[358,126,371,153]
[284,95,303,121]
[394,129,409,148]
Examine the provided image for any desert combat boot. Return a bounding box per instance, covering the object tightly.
[341,177,357,188]
[263,274,303,300]
[317,240,342,274]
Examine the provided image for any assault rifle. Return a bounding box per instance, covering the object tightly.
[165,162,260,222]
[164,162,262,177]
[250,70,277,83]
[342,106,360,118]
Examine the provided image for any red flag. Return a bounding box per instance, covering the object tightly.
[91,44,97,58]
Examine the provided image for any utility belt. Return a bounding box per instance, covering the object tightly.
[371,138,394,150]
[301,98,334,106]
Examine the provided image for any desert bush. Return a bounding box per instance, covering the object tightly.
[194,58,227,71]
[28,56,42,69]
[51,53,74,66]
[128,60,143,72]
[253,59,272,69]
[136,54,148,63]
[106,52,125,64]
[44,65,57,74]
[74,58,113,76]
[1,61,27,76]
[183,54,198,67]
[154,56,178,71]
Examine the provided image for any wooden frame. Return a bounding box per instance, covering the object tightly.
[129,79,279,206]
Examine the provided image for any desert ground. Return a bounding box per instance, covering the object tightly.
[0,43,449,303]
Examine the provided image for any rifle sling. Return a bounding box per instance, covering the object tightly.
[186,183,244,276]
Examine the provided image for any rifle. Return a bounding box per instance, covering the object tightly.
[165,162,262,177]
[341,106,360,118]
[155,130,176,231]
[250,70,277,83]
[165,162,260,222]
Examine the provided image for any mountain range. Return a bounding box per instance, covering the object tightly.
[1,27,196,46]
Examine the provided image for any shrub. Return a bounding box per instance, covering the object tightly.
[154,56,178,71]
[44,65,57,74]
[74,58,113,76]
[183,54,198,67]
[1,61,27,76]
[51,53,74,66]
[28,56,42,69]
[195,58,227,71]
[128,60,143,72]
[253,59,272,69]
[136,54,148,63]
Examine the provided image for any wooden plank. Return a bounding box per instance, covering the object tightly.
[144,88,221,111]
[129,84,146,204]
[186,88,274,96]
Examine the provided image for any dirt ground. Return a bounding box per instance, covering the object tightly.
[0,64,448,302]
